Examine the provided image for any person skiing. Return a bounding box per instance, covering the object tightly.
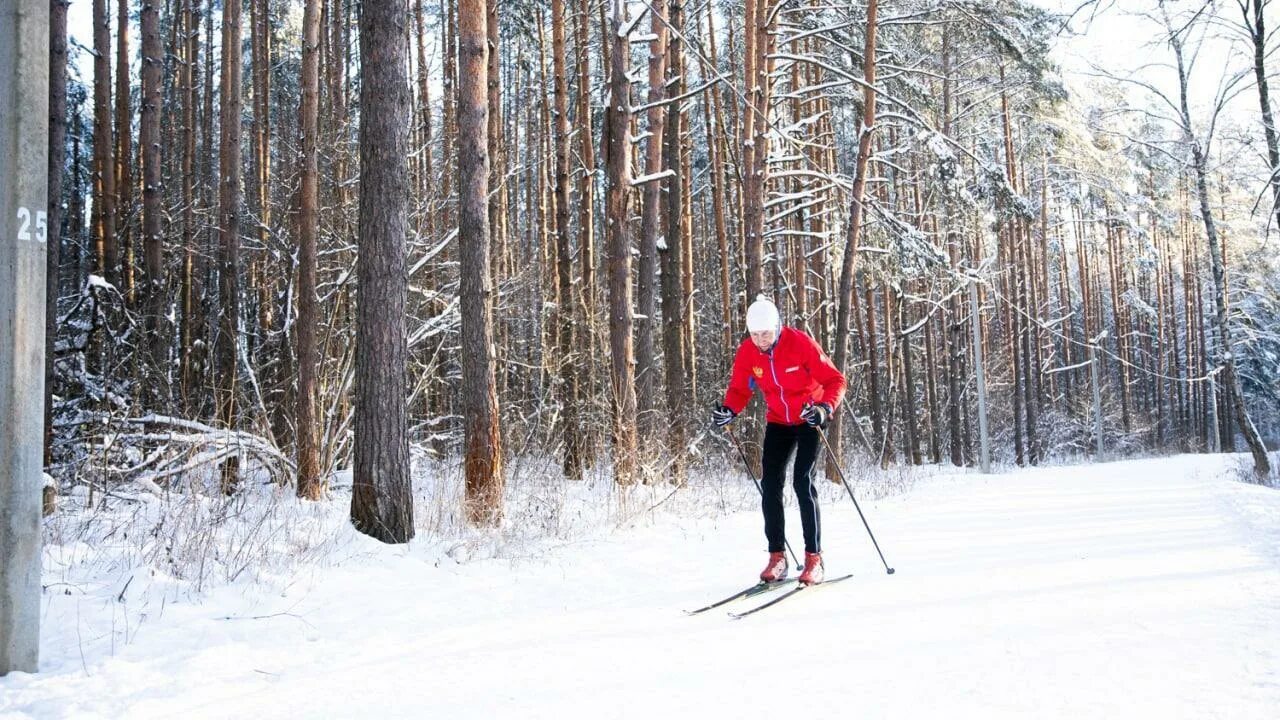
[712,296,847,586]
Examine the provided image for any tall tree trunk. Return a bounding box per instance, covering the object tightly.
[702,8,732,355]
[1105,218,1132,433]
[201,4,215,397]
[1057,202,1075,410]
[141,0,165,390]
[69,106,84,282]
[679,119,695,392]
[1167,23,1272,477]
[249,0,272,365]
[1215,204,1236,451]
[1162,208,1185,444]
[880,285,897,465]
[297,0,323,500]
[92,0,117,282]
[865,285,883,462]
[575,0,595,303]
[413,0,435,238]
[180,0,201,410]
[941,28,964,466]
[998,80,1025,466]
[1242,0,1280,235]
[900,292,921,464]
[440,0,456,221]
[47,0,69,467]
[575,0,598,446]
[1033,165,1050,413]
[217,0,244,493]
[832,0,877,458]
[1019,220,1039,463]
[660,0,687,486]
[635,0,668,441]
[352,0,414,541]
[604,0,638,486]
[741,0,771,300]
[116,0,134,300]
[326,0,351,247]
[924,306,943,463]
[1194,227,1211,449]
[1154,214,1169,443]
[485,0,505,291]
[161,0,180,186]
[458,0,504,523]
[550,0,584,479]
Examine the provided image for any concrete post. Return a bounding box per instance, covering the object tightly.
[1,0,49,676]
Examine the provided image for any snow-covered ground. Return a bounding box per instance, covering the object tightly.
[3,453,1279,719]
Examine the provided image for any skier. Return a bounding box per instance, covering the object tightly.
[712,296,847,585]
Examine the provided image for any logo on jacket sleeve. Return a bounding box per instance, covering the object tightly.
[753,366,764,379]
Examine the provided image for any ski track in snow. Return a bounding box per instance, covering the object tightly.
[3,454,1279,719]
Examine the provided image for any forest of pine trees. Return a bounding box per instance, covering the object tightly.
[42,0,1280,539]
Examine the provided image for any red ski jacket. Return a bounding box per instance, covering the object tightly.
[722,326,847,425]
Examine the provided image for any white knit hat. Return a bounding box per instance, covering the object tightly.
[745,297,781,333]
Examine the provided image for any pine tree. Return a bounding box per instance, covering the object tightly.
[351,0,414,542]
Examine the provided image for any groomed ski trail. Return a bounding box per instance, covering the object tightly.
[3,454,1278,719]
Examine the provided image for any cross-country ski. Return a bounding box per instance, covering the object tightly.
[685,579,791,615]
[728,574,856,619]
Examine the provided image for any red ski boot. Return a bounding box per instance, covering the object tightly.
[798,552,824,585]
[759,551,788,583]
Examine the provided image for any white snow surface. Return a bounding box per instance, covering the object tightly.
[4,453,1279,719]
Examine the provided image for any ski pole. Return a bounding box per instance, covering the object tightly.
[814,425,896,575]
[723,424,802,571]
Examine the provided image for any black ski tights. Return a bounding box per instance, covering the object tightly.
[760,422,821,554]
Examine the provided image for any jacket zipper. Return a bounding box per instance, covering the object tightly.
[767,351,790,424]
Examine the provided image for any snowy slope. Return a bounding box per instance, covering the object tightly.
[3,454,1278,719]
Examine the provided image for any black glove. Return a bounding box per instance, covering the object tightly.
[711,405,736,427]
[801,402,832,427]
